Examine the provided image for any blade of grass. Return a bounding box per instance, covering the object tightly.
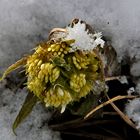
[13,92,38,134]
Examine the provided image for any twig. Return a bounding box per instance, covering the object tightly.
[49,119,117,131]
[49,28,67,37]
[98,126,124,140]
[105,76,130,82]
[84,95,137,120]
[106,95,136,129]
[105,76,120,81]
[102,111,118,116]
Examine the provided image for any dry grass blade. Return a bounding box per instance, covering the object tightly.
[105,76,121,81]
[106,95,136,129]
[102,111,118,116]
[84,95,137,120]
[105,76,130,82]
[0,56,28,81]
[49,119,118,131]
[49,28,67,37]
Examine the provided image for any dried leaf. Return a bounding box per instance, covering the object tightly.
[0,57,28,81]
[97,43,121,77]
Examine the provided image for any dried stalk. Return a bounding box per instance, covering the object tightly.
[84,95,137,122]
[49,28,67,37]
[105,76,130,82]
[106,95,136,129]
[102,111,118,116]
[49,119,120,131]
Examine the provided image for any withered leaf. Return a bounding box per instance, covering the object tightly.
[0,56,28,81]
[97,43,121,77]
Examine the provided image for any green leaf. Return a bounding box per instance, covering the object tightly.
[52,56,71,71]
[12,92,38,134]
[52,56,66,66]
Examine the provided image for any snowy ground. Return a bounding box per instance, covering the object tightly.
[0,79,61,140]
[0,0,140,139]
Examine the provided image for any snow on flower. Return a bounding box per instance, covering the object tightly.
[65,20,105,51]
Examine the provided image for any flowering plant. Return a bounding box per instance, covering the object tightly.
[1,19,136,133]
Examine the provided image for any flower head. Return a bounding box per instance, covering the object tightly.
[1,20,106,113]
[24,39,104,111]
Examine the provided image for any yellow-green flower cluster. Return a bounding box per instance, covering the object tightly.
[27,77,46,97]
[1,39,104,112]
[47,41,71,58]
[72,53,90,69]
[44,87,72,108]
[70,73,86,92]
